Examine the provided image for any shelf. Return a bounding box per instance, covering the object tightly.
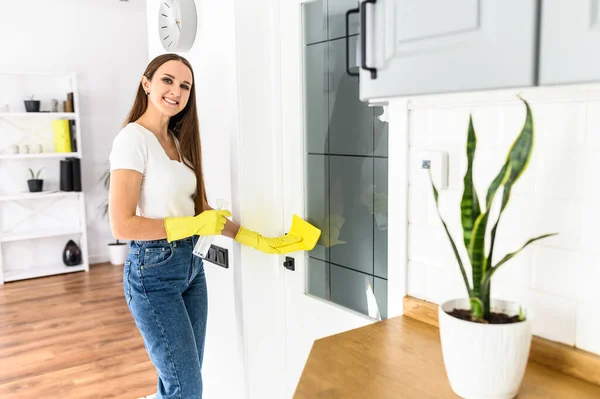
[1,227,83,242]
[0,112,76,118]
[0,191,80,202]
[3,263,87,282]
[0,152,80,160]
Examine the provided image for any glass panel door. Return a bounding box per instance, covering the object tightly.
[303,0,388,319]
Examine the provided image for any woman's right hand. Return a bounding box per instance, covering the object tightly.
[164,209,232,242]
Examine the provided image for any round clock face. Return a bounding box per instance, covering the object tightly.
[158,0,197,52]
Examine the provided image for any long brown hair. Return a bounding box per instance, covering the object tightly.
[123,54,207,214]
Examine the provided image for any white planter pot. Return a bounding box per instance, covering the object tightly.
[438,298,532,399]
[108,243,128,265]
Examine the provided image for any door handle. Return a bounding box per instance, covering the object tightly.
[283,256,295,271]
[345,6,359,77]
[360,0,377,79]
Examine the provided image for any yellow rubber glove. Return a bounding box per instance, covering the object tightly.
[271,214,322,254]
[319,214,346,247]
[164,210,232,242]
[234,226,302,254]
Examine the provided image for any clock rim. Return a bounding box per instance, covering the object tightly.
[158,0,197,53]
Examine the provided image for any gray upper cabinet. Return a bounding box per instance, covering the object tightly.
[358,0,539,101]
[538,0,600,85]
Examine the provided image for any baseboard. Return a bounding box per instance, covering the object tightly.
[403,296,600,388]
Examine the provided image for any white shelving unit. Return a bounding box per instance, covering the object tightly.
[0,72,89,284]
[0,152,82,160]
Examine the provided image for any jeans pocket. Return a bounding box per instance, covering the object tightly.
[143,245,175,268]
[123,261,132,305]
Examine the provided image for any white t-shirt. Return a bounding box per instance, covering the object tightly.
[109,123,197,219]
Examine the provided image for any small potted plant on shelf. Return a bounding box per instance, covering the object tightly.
[27,167,44,192]
[24,95,40,112]
[100,168,128,265]
[429,98,557,399]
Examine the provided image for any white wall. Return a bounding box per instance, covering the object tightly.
[146,1,305,397]
[0,0,149,264]
[145,1,247,398]
[401,84,600,355]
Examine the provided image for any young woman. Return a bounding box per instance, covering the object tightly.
[108,54,304,399]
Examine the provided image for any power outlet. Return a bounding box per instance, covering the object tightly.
[205,244,229,269]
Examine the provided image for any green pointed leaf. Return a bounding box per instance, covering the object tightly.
[518,307,525,321]
[429,171,473,298]
[505,98,535,185]
[461,116,481,259]
[482,233,558,289]
[470,297,484,320]
[485,181,511,273]
[486,98,534,273]
[469,163,511,296]
[486,162,508,208]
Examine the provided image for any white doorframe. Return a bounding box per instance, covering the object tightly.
[387,98,410,317]
[232,0,411,396]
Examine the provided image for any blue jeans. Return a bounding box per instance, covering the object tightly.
[124,236,207,399]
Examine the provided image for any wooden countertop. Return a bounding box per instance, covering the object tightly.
[293,315,600,398]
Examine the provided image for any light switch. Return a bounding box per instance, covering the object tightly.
[418,150,448,190]
[205,244,229,269]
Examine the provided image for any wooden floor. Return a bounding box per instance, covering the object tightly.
[0,263,157,399]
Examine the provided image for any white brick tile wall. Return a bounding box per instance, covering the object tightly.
[409,109,430,148]
[531,102,586,150]
[471,147,507,197]
[537,150,586,200]
[428,107,470,148]
[408,188,429,225]
[406,90,600,356]
[576,302,600,355]
[577,255,600,303]
[408,224,455,269]
[425,265,469,305]
[531,247,581,300]
[490,244,533,290]
[535,199,583,250]
[585,101,600,149]
[582,151,600,201]
[446,146,467,189]
[407,261,427,300]
[580,204,600,255]
[499,103,527,147]
[530,291,577,346]
[491,281,530,310]
[471,106,502,148]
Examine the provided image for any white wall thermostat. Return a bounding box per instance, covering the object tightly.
[419,150,449,190]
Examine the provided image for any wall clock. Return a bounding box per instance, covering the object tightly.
[158,0,197,52]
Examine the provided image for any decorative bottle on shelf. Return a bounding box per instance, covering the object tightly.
[63,240,82,266]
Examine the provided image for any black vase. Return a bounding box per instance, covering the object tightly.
[27,179,43,192]
[24,100,40,112]
[63,240,82,266]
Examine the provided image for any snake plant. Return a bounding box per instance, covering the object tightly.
[430,98,557,322]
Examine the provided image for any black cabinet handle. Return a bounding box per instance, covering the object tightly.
[345,6,360,77]
[283,257,295,271]
[360,0,377,79]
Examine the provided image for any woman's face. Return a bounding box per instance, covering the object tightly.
[143,60,193,117]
